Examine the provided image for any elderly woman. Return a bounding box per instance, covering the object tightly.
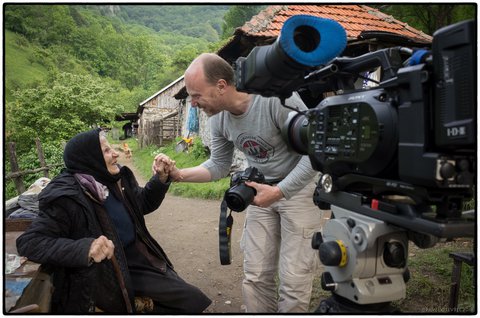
[16,129,211,313]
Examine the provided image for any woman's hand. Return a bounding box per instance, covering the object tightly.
[88,235,115,264]
[152,154,176,183]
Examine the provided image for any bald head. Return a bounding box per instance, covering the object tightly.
[186,53,235,86]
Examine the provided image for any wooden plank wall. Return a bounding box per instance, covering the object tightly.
[137,79,185,148]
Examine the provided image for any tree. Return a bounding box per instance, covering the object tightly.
[373,4,475,35]
[172,44,202,71]
[221,5,265,39]
[6,72,120,153]
[4,5,76,46]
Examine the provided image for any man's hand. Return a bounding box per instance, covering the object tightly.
[245,181,284,208]
[168,166,184,182]
[88,235,115,264]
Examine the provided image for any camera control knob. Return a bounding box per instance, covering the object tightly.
[321,271,337,292]
[320,174,334,193]
[383,242,406,268]
[439,161,455,180]
[319,240,347,267]
[346,218,356,228]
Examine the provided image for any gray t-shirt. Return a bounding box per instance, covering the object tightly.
[201,93,318,200]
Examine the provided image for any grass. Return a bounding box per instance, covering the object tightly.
[5,30,49,101]
[393,239,475,313]
[5,29,89,103]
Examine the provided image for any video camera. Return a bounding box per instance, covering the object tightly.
[234,14,476,312]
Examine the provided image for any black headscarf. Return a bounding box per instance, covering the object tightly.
[63,128,121,186]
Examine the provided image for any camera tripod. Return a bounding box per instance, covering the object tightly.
[311,178,474,313]
[312,204,408,313]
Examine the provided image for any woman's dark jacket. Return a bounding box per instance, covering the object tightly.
[16,167,171,313]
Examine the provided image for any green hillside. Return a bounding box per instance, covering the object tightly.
[119,5,229,42]
[5,29,91,102]
[5,30,48,82]
[5,30,49,101]
[4,5,232,104]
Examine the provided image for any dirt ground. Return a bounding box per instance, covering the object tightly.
[118,152,247,313]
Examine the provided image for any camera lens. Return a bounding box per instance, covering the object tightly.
[225,184,256,212]
[282,111,309,155]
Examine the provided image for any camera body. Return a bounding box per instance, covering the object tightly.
[225,166,265,212]
[282,20,475,235]
[237,17,475,230]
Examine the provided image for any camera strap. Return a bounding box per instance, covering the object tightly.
[219,195,234,265]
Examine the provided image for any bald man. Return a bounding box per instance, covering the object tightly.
[168,53,326,313]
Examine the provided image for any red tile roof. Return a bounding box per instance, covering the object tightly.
[238,5,432,43]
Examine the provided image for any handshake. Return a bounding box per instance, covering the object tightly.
[151,154,181,183]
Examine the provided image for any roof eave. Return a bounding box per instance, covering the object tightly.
[139,75,185,107]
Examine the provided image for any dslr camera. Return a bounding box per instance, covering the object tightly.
[225,166,265,212]
[219,166,265,265]
[235,14,475,313]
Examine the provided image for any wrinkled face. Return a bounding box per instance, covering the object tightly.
[100,135,120,175]
[185,69,223,117]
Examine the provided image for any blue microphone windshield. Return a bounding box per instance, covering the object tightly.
[279,15,347,67]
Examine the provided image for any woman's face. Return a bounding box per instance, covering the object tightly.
[100,135,120,175]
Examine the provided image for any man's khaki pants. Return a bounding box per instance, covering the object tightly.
[240,181,329,312]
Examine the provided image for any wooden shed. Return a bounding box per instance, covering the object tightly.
[136,76,185,148]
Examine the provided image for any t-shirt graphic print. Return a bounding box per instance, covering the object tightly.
[236,133,274,164]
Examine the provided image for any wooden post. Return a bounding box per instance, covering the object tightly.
[159,119,164,146]
[35,138,49,178]
[8,142,25,194]
[174,116,179,138]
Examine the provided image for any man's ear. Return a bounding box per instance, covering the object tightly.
[216,79,228,94]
